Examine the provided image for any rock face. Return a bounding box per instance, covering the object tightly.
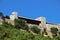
[5,18,14,25]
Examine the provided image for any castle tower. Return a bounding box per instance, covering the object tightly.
[35,17,46,28]
[10,12,18,20]
[35,17,46,34]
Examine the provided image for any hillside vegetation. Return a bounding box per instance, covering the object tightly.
[0,19,60,40]
[0,12,60,40]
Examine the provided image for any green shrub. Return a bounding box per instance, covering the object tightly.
[31,26,40,34]
[50,27,58,37]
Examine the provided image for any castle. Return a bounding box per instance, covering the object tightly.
[0,12,60,38]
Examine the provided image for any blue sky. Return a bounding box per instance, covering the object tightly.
[0,0,60,24]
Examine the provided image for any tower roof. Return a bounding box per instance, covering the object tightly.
[12,12,18,15]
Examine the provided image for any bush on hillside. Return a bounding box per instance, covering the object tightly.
[31,26,40,34]
[50,27,58,37]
